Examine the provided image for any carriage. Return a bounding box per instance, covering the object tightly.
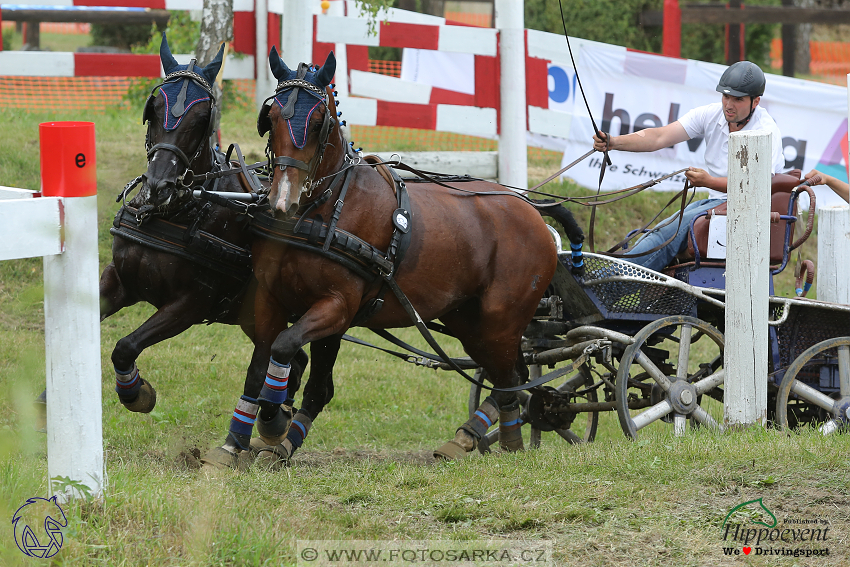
[459,182,850,449]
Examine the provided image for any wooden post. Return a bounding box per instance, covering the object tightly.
[39,122,102,501]
[281,0,312,70]
[817,207,850,304]
[781,0,796,77]
[727,0,742,64]
[725,130,771,428]
[495,0,527,190]
[662,0,681,58]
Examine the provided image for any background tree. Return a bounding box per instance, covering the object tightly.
[196,0,233,143]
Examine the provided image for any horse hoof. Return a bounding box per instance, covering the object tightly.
[250,438,290,471]
[256,405,292,446]
[433,440,470,461]
[120,379,157,413]
[200,446,253,472]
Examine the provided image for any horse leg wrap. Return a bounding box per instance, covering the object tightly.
[115,364,156,413]
[499,399,524,452]
[259,357,290,406]
[227,395,259,451]
[459,396,500,446]
[281,411,312,459]
[435,397,499,460]
[256,357,292,445]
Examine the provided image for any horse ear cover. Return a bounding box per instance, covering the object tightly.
[315,51,336,87]
[268,46,292,82]
[202,42,226,86]
[159,33,180,76]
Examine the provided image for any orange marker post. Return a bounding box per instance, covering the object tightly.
[39,121,103,501]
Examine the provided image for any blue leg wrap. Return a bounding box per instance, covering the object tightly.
[282,411,312,456]
[114,364,141,401]
[259,358,289,405]
[229,395,259,438]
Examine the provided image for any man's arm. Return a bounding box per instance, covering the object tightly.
[593,121,690,153]
[805,169,850,203]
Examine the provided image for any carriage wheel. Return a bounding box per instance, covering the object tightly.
[775,337,850,434]
[468,364,599,453]
[615,315,725,440]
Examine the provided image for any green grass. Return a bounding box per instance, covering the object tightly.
[1,107,847,566]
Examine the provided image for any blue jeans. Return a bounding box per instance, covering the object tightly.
[621,198,726,272]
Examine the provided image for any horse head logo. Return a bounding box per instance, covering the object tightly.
[12,496,68,559]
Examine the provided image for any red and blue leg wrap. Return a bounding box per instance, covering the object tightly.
[230,395,259,438]
[283,411,312,456]
[114,364,141,401]
[259,358,290,405]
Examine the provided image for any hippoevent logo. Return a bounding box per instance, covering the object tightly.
[11,496,67,559]
[720,498,831,558]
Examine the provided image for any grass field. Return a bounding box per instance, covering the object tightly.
[0,106,848,566]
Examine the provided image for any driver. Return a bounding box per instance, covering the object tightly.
[593,61,786,272]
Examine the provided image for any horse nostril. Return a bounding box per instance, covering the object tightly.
[285,202,299,218]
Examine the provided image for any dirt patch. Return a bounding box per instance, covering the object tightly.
[294,448,438,467]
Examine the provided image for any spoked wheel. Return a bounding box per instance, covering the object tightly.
[616,315,725,440]
[776,337,850,435]
[468,364,599,453]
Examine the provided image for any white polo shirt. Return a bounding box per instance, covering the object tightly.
[678,102,785,200]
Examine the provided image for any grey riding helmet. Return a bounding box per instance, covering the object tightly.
[716,61,765,98]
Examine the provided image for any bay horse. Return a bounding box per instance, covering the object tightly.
[212,48,584,465]
[94,35,311,467]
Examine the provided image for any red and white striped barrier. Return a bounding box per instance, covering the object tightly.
[0,122,103,501]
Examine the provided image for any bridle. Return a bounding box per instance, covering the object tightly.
[142,60,217,192]
[258,64,337,201]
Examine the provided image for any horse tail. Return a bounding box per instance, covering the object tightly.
[531,198,584,275]
[530,199,584,245]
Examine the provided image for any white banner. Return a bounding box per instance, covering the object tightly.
[549,45,849,209]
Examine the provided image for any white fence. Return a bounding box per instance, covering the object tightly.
[0,123,102,501]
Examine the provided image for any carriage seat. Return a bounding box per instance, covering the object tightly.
[665,170,815,286]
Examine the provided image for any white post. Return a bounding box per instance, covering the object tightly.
[724,130,771,428]
[328,0,349,101]
[817,206,850,304]
[281,0,313,69]
[495,0,527,190]
[39,121,102,501]
[44,195,103,501]
[255,0,273,109]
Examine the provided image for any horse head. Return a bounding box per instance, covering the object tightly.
[259,48,340,218]
[139,34,224,212]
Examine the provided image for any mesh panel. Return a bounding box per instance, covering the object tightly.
[775,304,850,384]
[582,255,698,316]
[0,76,132,112]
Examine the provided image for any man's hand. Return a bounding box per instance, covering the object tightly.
[593,131,611,152]
[804,168,828,185]
[684,167,713,187]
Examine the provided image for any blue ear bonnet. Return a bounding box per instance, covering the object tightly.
[263,49,336,148]
[158,72,212,131]
[273,78,327,149]
[144,33,222,131]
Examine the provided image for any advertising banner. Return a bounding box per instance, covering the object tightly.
[552,45,849,209]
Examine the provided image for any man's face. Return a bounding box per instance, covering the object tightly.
[721,93,759,124]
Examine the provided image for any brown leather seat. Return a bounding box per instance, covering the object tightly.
[682,170,803,266]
